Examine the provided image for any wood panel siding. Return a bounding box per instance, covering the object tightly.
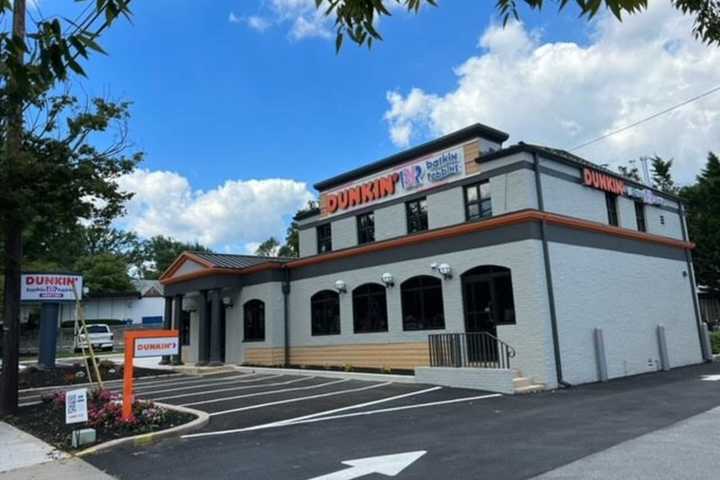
[244,343,429,370]
[464,140,481,175]
[244,347,285,366]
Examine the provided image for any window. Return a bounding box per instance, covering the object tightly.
[401,276,445,331]
[464,181,492,221]
[635,201,646,232]
[311,290,341,336]
[605,192,619,226]
[317,223,332,254]
[357,212,375,245]
[406,198,428,234]
[352,283,388,333]
[243,299,265,341]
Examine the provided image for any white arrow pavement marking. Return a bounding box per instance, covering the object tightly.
[308,451,427,480]
[701,374,720,381]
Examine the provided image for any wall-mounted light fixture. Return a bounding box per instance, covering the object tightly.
[381,272,395,288]
[222,296,234,308]
[335,280,347,294]
[438,263,453,280]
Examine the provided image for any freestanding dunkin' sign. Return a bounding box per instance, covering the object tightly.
[123,330,179,420]
[20,272,83,368]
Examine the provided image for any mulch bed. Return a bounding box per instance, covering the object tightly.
[3,400,195,452]
[19,362,174,389]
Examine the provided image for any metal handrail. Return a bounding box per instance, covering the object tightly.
[428,332,516,369]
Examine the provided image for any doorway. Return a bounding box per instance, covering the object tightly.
[461,266,516,364]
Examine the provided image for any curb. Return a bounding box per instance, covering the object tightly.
[231,365,417,384]
[74,403,209,457]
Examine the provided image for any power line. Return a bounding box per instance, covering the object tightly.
[569,84,720,152]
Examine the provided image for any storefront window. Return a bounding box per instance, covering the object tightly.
[243,299,265,341]
[406,198,428,234]
[401,275,445,331]
[352,283,388,333]
[317,223,332,253]
[311,290,341,336]
[464,181,492,221]
[357,212,375,244]
[181,310,191,346]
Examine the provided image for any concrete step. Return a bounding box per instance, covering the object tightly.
[512,376,532,389]
[514,384,546,394]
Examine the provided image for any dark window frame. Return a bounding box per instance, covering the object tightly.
[243,299,265,342]
[401,275,446,331]
[311,290,341,336]
[605,192,619,226]
[352,283,389,334]
[316,223,332,254]
[464,181,492,221]
[461,265,517,328]
[406,198,428,234]
[634,201,646,232]
[356,212,375,245]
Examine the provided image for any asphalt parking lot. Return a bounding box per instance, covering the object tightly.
[22,362,720,479]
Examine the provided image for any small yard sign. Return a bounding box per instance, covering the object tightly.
[123,329,179,420]
[65,388,88,424]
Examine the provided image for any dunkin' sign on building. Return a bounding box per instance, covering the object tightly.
[322,146,466,216]
[20,273,83,302]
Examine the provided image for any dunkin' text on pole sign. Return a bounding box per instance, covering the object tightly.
[133,337,179,358]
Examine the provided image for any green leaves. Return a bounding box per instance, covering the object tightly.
[321,0,719,51]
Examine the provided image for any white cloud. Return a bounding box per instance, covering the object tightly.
[247,15,272,32]
[115,169,315,252]
[228,11,242,23]
[383,1,720,183]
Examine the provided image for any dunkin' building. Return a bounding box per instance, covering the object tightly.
[159,123,710,392]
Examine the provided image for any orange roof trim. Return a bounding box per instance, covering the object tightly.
[160,209,694,286]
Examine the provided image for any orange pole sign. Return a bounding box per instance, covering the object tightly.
[122,329,179,421]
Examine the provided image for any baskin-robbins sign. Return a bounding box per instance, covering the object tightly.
[324,146,466,216]
[20,273,83,302]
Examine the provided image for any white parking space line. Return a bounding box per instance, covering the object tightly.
[207,381,393,417]
[154,376,314,402]
[129,374,280,395]
[182,391,501,439]
[177,378,348,406]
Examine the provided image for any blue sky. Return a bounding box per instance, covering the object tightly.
[35,1,720,252]
[67,0,589,190]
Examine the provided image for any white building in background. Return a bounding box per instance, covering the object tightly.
[41,279,165,326]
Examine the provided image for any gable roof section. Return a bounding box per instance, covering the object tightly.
[160,251,289,285]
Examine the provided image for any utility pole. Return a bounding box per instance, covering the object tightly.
[0,0,26,415]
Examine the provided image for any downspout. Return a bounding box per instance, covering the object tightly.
[533,153,572,388]
[282,266,291,367]
[679,204,709,361]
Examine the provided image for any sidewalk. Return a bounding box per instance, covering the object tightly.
[0,422,113,479]
[534,406,720,479]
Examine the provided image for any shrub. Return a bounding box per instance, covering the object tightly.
[711,331,720,355]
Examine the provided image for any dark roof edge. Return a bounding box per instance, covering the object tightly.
[478,144,685,204]
[294,207,321,221]
[313,123,510,192]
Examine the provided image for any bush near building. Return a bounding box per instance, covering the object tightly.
[711,331,720,355]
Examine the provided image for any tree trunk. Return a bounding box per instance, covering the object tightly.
[0,0,26,416]
[0,226,21,415]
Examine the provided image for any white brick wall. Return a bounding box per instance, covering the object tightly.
[549,242,702,385]
[428,187,465,229]
[332,216,357,250]
[375,203,407,240]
